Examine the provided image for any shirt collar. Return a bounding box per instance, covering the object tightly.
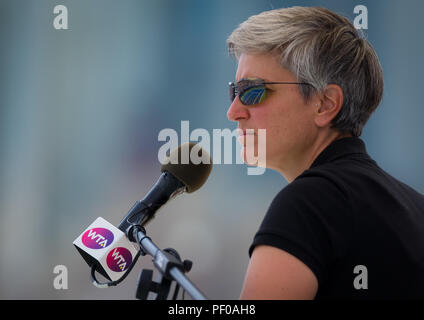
[310,137,368,169]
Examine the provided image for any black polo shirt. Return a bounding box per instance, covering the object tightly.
[249,137,424,299]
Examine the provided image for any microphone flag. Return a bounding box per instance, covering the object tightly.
[73,217,139,281]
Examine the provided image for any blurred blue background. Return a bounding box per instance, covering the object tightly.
[0,0,423,299]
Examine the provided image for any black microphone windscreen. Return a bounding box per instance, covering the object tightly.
[160,142,212,193]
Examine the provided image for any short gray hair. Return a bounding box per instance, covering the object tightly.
[227,6,383,137]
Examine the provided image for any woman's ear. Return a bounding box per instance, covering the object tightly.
[314,84,344,128]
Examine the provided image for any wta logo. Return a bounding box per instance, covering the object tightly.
[106,247,133,272]
[81,228,114,249]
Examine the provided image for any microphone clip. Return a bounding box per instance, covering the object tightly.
[135,248,193,300]
[132,225,193,300]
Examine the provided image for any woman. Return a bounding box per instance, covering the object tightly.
[226,6,424,299]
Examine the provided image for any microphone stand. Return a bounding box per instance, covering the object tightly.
[128,224,208,300]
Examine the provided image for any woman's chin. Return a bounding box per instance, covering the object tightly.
[241,146,262,166]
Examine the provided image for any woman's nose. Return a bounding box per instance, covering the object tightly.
[227,97,249,122]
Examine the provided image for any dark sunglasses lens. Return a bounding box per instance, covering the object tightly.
[229,82,236,102]
[240,86,266,105]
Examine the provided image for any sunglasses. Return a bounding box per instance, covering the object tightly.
[228,78,314,105]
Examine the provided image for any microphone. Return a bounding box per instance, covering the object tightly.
[73,142,212,283]
[117,142,212,234]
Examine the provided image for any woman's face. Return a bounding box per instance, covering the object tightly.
[227,53,318,172]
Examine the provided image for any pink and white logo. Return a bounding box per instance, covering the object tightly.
[106,247,133,272]
[81,228,114,249]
